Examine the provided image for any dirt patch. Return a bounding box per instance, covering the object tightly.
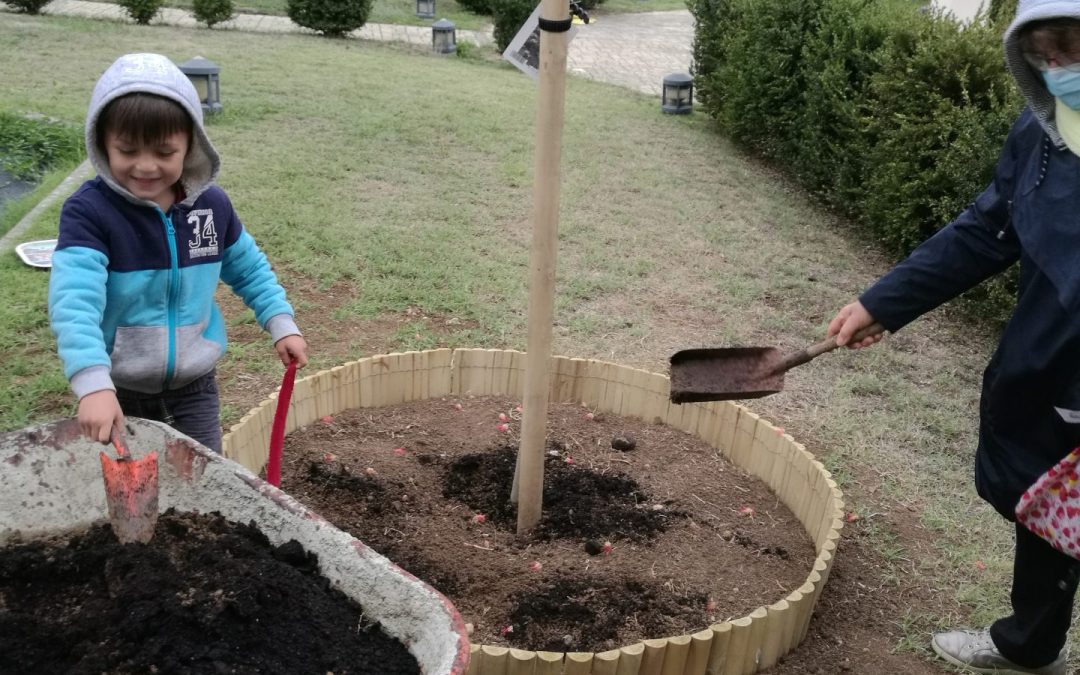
[211,270,977,673]
[0,510,419,675]
[279,395,816,653]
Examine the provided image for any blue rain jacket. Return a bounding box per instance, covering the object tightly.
[859,109,1080,519]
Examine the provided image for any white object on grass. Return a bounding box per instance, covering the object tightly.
[15,239,58,268]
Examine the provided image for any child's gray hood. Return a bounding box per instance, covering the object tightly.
[1003,0,1080,149]
[86,53,221,207]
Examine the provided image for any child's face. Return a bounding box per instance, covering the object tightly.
[103,129,190,210]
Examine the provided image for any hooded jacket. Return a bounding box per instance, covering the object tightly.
[858,0,1080,518]
[49,53,299,398]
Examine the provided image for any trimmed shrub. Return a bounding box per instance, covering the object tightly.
[989,0,1018,24]
[287,0,372,37]
[457,0,491,16]
[2,0,52,14]
[193,0,235,27]
[118,0,163,24]
[856,11,1019,252]
[492,0,534,52]
[688,0,738,113]
[708,0,826,159]
[791,0,905,204]
[690,0,1024,323]
[0,112,84,181]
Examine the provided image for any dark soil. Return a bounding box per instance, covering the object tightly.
[280,395,817,653]
[0,510,419,675]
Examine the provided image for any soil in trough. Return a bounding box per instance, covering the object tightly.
[0,510,419,675]
[281,395,818,653]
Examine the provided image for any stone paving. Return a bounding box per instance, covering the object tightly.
[40,0,693,95]
[568,10,693,96]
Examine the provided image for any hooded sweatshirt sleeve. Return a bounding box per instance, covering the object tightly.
[49,193,115,399]
[858,114,1028,332]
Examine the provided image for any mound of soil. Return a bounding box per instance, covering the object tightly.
[0,510,419,675]
[281,395,818,653]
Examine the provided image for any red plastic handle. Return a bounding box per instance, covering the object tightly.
[266,359,297,487]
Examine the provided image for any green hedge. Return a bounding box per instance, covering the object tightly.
[491,0,534,52]
[286,0,372,36]
[0,112,84,181]
[689,0,1025,323]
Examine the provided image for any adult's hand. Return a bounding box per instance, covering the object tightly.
[828,301,884,349]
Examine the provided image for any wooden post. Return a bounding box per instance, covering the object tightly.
[513,0,571,534]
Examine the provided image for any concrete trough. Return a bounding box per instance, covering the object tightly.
[0,417,471,675]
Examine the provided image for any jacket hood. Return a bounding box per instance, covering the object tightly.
[86,53,221,207]
[1003,1,1080,149]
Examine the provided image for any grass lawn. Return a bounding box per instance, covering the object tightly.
[1,12,1072,670]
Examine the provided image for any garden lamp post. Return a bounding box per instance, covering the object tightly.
[432,18,456,54]
[661,72,693,114]
[179,56,223,115]
[416,0,435,19]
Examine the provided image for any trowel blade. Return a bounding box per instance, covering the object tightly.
[669,347,786,403]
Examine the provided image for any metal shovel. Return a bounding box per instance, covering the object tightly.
[669,323,884,403]
[99,422,159,543]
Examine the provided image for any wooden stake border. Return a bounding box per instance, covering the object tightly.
[223,349,844,675]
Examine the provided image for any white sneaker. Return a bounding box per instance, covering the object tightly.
[931,628,1066,675]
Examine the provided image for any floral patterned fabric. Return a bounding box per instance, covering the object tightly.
[1016,446,1080,559]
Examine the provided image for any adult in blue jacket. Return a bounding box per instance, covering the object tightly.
[49,53,309,453]
[829,3,1080,674]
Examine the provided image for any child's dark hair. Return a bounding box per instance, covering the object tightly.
[96,93,192,153]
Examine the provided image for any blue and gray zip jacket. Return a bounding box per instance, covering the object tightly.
[48,53,299,400]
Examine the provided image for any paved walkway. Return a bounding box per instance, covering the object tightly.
[41,0,693,95]
[568,10,693,96]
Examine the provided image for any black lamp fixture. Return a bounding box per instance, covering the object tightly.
[179,56,223,115]
[432,18,456,54]
[661,73,693,115]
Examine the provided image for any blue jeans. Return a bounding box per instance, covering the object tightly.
[115,370,222,453]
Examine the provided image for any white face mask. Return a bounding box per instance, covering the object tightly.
[1044,67,1080,110]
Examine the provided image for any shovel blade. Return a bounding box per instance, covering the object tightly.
[669,347,786,403]
[99,451,160,544]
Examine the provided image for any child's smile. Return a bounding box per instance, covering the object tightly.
[104,129,189,210]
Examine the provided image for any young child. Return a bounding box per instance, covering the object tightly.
[827,2,1080,673]
[49,53,308,454]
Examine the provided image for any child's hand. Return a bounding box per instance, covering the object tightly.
[78,390,124,443]
[275,334,309,368]
[828,301,883,349]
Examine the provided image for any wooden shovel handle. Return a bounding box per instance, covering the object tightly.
[775,322,885,373]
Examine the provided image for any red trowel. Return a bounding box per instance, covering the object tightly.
[99,422,159,544]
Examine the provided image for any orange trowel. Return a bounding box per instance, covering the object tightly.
[99,422,159,544]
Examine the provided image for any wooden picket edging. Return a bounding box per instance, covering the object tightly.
[223,349,844,675]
